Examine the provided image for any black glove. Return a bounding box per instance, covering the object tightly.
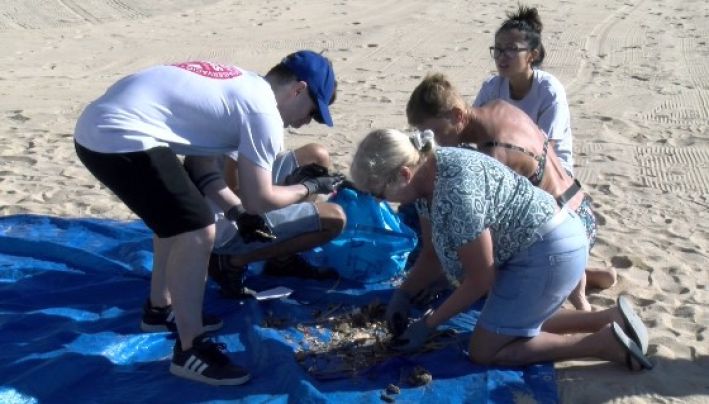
[284,163,330,185]
[391,315,435,352]
[284,163,346,196]
[410,276,453,308]
[225,205,277,243]
[385,289,412,336]
[301,174,346,195]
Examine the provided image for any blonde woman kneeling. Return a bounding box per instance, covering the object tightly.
[350,129,652,371]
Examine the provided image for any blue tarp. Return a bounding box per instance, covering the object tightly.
[0,215,558,403]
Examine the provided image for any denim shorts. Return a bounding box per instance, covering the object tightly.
[213,202,321,255]
[272,150,298,185]
[478,209,589,337]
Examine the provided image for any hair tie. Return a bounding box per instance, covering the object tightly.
[410,129,434,151]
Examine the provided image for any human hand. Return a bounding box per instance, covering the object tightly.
[391,315,434,352]
[410,276,453,308]
[226,205,277,243]
[385,289,412,336]
[301,173,346,195]
[284,163,330,185]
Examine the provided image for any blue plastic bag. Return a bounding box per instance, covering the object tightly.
[303,187,417,283]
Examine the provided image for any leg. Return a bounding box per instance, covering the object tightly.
[468,324,647,370]
[575,197,616,290]
[543,295,649,355]
[166,224,215,349]
[541,306,621,334]
[586,266,617,289]
[567,272,591,311]
[209,201,345,295]
[227,202,345,266]
[150,234,173,307]
[293,143,331,168]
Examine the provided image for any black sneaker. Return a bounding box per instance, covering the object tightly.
[169,334,251,386]
[263,254,338,280]
[208,254,257,299]
[140,300,223,333]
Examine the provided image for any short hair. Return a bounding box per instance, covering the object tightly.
[350,129,435,195]
[265,58,338,105]
[406,73,465,126]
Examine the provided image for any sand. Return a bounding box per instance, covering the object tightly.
[0,0,707,402]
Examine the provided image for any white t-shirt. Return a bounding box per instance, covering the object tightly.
[473,69,574,174]
[74,61,284,170]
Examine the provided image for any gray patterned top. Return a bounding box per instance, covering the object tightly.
[416,147,556,279]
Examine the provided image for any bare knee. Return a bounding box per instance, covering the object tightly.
[468,348,496,366]
[317,202,346,236]
[467,328,517,366]
[180,223,216,251]
[295,143,331,167]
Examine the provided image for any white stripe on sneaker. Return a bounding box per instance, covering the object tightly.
[185,356,199,370]
[197,363,208,374]
[166,311,175,323]
[189,359,204,372]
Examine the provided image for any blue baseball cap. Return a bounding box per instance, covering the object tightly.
[281,50,336,127]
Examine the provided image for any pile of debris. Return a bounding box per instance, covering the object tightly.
[265,299,459,380]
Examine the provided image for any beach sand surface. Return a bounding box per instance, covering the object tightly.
[0,1,707,402]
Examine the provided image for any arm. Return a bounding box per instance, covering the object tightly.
[399,216,447,295]
[237,156,309,214]
[424,229,495,328]
[538,101,573,172]
[185,155,278,242]
[223,156,239,193]
[183,155,241,213]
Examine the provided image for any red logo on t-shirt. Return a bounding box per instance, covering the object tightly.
[172,61,242,79]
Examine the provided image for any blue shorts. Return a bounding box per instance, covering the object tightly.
[214,202,320,255]
[478,209,588,337]
[272,150,298,185]
[213,151,320,255]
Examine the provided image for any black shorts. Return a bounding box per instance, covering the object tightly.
[75,142,214,238]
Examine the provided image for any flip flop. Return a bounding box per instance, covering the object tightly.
[611,322,653,371]
[618,295,649,354]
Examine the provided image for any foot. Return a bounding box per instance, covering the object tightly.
[208,253,256,300]
[586,267,617,290]
[617,295,649,354]
[568,275,592,311]
[170,334,251,386]
[263,254,338,280]
[140,300,223,333]
[608,322,653,371]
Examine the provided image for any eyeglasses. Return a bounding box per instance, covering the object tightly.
[489,46,529,59]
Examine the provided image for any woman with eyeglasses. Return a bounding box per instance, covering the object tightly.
[350,129,652,372]
[474,5,574,175]
[407,73,617,312]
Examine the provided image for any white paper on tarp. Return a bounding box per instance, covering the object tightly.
[255,286,293,301]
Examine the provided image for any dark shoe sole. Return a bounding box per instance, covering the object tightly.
[140,320,224,333]
[169,363,251,386]
[611,322,653,371]
[219,286,258,300]
[618,295,648,354]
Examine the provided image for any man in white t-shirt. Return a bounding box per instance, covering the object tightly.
[74,50,341,386]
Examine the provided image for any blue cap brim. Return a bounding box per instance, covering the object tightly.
[316,97,333,127]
